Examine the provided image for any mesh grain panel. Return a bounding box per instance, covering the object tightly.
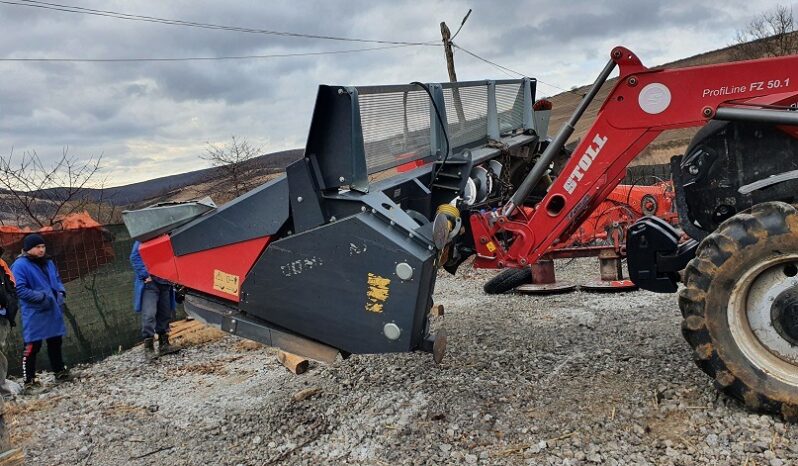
[357,87,432,174]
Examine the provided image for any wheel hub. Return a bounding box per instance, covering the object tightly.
[729,255,798,386]
[772,287,798,346]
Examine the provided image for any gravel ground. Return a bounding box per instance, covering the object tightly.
[7,258,797,465]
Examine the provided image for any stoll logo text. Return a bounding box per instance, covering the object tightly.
[563,134,609,195]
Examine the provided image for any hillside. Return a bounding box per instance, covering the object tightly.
[34,148,304,207]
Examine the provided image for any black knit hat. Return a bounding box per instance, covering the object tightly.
[22,233,45,252]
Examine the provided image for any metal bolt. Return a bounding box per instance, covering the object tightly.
[338,88,344,95]
[519,258,527,265]
[428,245,434,251]
[396,262,414,280]
[612,50,622,59]
[330,216,337,222]
[702,107,713,117]
[339,176,346,182]
[408,232,415,238]
[390,220,395,226]
[627,76,638,86]
[297,196,303,203]
[383,323,401,340]
[361,206,367,212]
[688,165,699,175]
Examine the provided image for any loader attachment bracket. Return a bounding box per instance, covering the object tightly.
[626,216,697,293]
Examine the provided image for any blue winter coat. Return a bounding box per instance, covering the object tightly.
[11,255,67,343]
[129,241,176,313]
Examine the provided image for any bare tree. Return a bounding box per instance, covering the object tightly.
[0,148,106,227]
[733,4,798,59]
[202,136,262,198]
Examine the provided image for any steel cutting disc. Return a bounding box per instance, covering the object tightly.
[462,178,477,205]
[471,166,491,203]
[488,159,503,177]
[515,282,578,294]
[580,279,638,292]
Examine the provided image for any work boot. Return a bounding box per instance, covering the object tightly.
[158,333,179,356]
[143,337,156,362]
[54,369,74,383]
[22,380,43,396]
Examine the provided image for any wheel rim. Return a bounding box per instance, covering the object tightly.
[728,253,798,387]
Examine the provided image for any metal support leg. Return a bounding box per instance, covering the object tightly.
[516,256,577,294]
[598,249,624,281]
[582,249,637,292]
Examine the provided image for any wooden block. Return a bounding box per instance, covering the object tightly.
[277,350,309,375]
[291,386,321,402]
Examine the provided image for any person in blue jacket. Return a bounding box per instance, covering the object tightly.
[10,234,70,389]
[130,241,177,361]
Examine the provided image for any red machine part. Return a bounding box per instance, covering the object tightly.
[471,46,798,269]
[562,181,676,247]
[139,234,271,302]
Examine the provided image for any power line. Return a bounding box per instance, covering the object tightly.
[1,0,441,47]
[0,44,415,63]
[453,43,587,97]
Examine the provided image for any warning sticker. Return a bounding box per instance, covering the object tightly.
[213,269,240,296]
[485,241,497,253]
[366,273,391,313]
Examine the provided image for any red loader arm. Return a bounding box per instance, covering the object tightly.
[472,46,798,269]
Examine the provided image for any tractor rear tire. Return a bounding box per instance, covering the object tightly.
[679,201,798,420]
[483,267,532,294]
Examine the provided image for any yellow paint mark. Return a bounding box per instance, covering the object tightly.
[213,269,240,296]
[366,273,391,313]
[368,287,390,302]
[368,303,384,313]
[485,241,497,253]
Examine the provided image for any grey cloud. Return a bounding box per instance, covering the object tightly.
[0,0,787,185]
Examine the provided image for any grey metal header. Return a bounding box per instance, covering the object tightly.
[353,79,535,94]
[302,78,538,191]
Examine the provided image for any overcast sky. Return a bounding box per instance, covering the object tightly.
[0,0,790,187]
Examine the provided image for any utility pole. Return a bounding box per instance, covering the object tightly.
[440,9,471,129]
[440,21,459,82]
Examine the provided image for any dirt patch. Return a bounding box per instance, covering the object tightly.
[234,339,266,352]
[169,321,226,347]
[5,395,64,417]
[174,360,229,376]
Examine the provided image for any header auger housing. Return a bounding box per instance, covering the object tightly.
[125,78,550,362]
